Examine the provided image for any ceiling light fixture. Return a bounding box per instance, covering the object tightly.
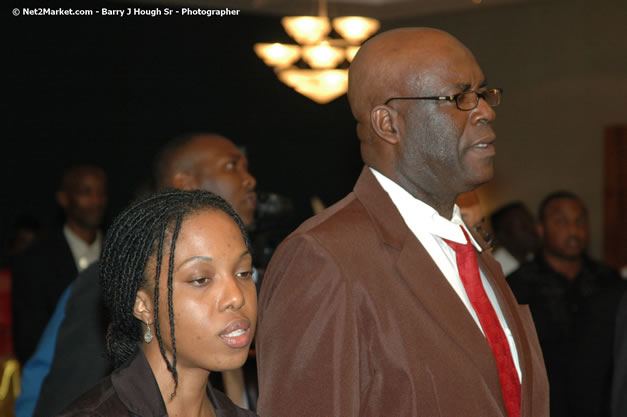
[254,0,380,104]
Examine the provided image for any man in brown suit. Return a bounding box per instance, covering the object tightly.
[256,28,549,417]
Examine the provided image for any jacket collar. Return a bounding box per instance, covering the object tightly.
[111,349,168,417]
[111,350,249,417]
[353,166,516,410]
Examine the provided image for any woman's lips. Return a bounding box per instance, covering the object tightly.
[219,319,251,348]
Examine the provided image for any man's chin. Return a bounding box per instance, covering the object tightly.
[238,210,255,227]
[549,249,585,261]
[464,170,494,191]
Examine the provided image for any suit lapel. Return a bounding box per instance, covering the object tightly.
[353,167,504,392]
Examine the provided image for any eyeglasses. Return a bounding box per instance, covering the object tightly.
[384,88,503,111]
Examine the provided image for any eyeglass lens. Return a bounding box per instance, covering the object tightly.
[457,89,501,110]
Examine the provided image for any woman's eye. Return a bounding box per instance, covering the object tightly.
[236,270,253,280]
[191,277,210,286]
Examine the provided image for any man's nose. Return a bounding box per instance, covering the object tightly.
[472,96,496,125]
[242,170,256,191]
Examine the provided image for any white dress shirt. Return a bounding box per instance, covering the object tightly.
[370,167,521,380]
[492,247,520,277]
[63,225,102,272]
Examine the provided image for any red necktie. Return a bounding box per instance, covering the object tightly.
[445,226,521,417]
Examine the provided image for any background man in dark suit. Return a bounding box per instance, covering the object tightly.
[11,164,107,364]
[257,27,549,417]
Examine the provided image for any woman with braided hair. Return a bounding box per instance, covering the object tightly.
[57,189,258,417]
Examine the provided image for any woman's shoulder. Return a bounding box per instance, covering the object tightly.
[55,377,130,417]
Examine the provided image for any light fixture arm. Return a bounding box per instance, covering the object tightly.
[318,0,327,19]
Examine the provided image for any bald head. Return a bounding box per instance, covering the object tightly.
[348,28,478,164]
[347,27,496,218]
[349,28,472,122]
[153,133,257,225]
[155,134,228,189]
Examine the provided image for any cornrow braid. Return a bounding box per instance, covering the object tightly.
[153,214,183,398]
[100,189,250,397]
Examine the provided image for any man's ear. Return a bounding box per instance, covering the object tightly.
[371,105,400,146]
[171,172,197,191]
[133,288,153,324]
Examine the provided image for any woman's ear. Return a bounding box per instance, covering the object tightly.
[133,288,153,324]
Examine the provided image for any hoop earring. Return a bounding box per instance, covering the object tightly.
[144,322,153,343]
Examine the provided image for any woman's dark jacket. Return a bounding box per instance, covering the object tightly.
[55,350,258,417]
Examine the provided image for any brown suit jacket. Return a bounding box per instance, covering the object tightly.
[257,167,549,417]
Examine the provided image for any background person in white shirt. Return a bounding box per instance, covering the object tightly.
[489,201,540,277]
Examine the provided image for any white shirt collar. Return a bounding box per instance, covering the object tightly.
[63,225,102,271]
[369,167,482,251]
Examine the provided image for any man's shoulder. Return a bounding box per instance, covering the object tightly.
[264,190,383,277]
[507,257,544,280]
[582,257,627,290]
[286,191,372,244]
[13,229,71,270]
[585,257,622,277]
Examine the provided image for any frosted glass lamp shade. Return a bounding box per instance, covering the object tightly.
[302,42,345,69]
[345,46,360,62]
[332,16,380,44]
[278,68,348,104]
[282,16,331,45]
[254,43,301,68]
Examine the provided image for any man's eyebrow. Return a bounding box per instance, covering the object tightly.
[454,80,488,92]
[218,152,243,163]
[453,83,472,91]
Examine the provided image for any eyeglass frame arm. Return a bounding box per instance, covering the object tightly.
[383,88,502,107]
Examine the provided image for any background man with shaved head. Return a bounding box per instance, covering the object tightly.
[257,28,548,417]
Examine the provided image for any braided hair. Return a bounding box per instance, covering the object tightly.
[100,189,250,396]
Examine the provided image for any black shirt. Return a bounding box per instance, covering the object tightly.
[507,255,626,417]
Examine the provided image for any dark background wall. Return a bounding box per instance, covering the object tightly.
[5,0,627,259]
[5,0,364,242]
